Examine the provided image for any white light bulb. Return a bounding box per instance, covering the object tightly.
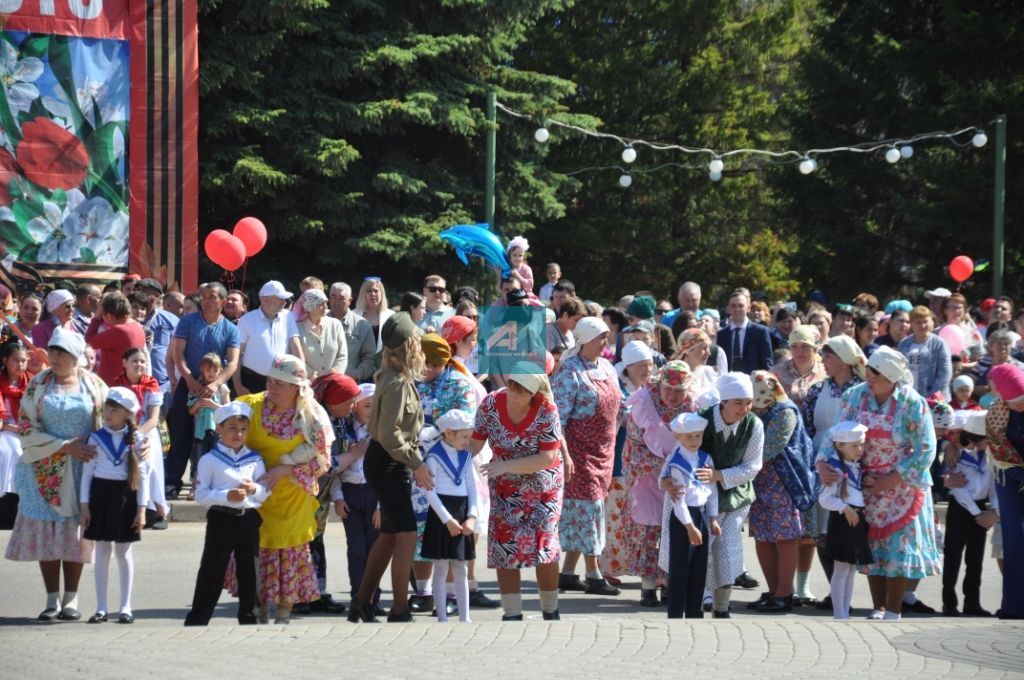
[621,146,637,164]
[534,127,550,143]
[885,148,901,164]
[709,170,722,182]
[708,158,724,174]
[619,174,633,188]
[798,158,817,175]
[972,132,988,148]
[900,145,914,159]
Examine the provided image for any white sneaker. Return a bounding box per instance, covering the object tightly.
[867,609,884,620]
[882,611,901,621]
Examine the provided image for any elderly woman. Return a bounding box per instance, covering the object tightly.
[969,330,1024,400]
[551,318,623,596]
[31,290,78,348]
[295,288,348,379]
[773,325,826,407]
[5,329,106,620]
[898,305,952,401]
[229,355,334,624]
[469,366,564,620]
[622,361,695,606]
[354,277,394,354]
[747,371,814,613]
[984,364,1024,619]
[818,346,942,621]
[350,312,431,623]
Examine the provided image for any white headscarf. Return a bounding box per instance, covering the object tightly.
[563,317,609,361]
[867,346,913,386]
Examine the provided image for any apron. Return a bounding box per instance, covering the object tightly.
[859,395,924,540]
[563,364,621,500]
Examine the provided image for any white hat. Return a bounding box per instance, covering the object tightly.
[963,410,988,437]
[354,383,376,403]
[214,401,253,425]
[824,334,867,379]
[436,409,475,432]
[563,317,610,361]
[615,340,653,375]
[508,362,546,395]
[867,346,912,386]
[105,386,141,414]
[670,412,708,435]
[716,372,753,401]
[694,387,721,411]
[46,289,75,313]
[952,375,975,394]
[259,280,293,300]
[48,326,85,359]
[924,287,952,299]
[830,421,868,443]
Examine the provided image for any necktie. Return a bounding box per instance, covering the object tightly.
[732,327,742,369]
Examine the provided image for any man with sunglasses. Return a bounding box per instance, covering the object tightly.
[420,275,454,333]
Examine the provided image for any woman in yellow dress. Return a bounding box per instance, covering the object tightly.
[235,354,334,624]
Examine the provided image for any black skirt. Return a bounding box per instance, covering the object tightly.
[421,494,476,561]
[83,478,141,543]
[825,509,872,566]
[363,439,416,534]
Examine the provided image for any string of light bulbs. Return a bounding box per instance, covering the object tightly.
[496,101,992,185]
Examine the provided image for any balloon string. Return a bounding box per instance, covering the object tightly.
[241,258,248,292]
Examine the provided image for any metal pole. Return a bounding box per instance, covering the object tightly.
[485,92,497,234]
[993,115,1006,297]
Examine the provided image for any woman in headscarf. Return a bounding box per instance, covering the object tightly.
[551,317,623,596]
[817,346,941,621]
[229,354,335,624]
[622,361,695,606]
[294,288,347,380]
[773,325,827,407]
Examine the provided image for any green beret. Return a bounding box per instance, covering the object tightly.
[381,311,418,349]
[626,295,656,320]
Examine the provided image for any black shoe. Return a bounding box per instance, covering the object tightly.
[310,594,346,614]
[639,589,660,607]
[795,596,817,607]
[372,602,387,617]
[386,609,414,623]
[165,487,180,501]
[408,594,433,613]
[87,612,107,624]
[703,597,713,613]
[542,609,560,621]
[432,597,458,617]
[942,605,961,617]
[57,607,81,621]
[756,595,792,613]
[585,577,620,596]
[117,613,135,624]
[291,602,311,615]
[747,592,772,610]
[347,598,379,623]
[469,589,500,608]
[501,614,524,621]
[148,518,168,530]
[37,608,60,622]
[558,573,587,593]
[815,595,833,610]
[659,585,668,604]
[238,614,258,625]
[734,571,759,589]
[905,599,936,614]
[712,610,731,619]
[962,605,993,617]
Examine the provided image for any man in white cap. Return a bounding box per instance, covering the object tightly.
[31,289,80,348]
[695,372,764,618]
[233,281,304,395]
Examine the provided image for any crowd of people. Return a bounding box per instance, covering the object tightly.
[1,244,1024,626]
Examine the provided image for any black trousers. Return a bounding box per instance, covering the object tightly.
[943,498,988,609]
[185,508,263,626]
[166,380,193,493]
[667,507,709,619]
[240,367,267,395]
[342,482,382,600]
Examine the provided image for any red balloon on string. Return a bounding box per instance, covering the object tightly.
[949,255,974,283]
[233,217,268,257]
[204,229,247,271]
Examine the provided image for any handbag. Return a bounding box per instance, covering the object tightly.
[769,404,818,511]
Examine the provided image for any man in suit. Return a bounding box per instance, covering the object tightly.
[717,289,773,373]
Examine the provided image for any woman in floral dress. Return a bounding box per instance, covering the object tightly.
[469,367,564,620]
[773,325,827,407]
[551,318,622,596]
[622,361,695,606]
[817,346,941,621]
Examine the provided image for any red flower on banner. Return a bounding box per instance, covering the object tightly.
[0,148,18,206]
[16,118,90,191]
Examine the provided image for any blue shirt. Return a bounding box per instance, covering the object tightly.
[145,309,179,390]
[173,312,240,376]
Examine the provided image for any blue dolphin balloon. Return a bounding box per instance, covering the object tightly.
[439,223,511,277]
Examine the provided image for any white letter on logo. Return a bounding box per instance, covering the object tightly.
[68,0,101,19]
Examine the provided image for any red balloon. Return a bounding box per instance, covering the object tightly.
[949,255,974,283]
[233,217,267,257]
[204,229,247,271]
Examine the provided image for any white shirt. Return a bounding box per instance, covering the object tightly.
[237,308,300,375]
[194,443,270,509]
[81,426,149,506]
[949,449,998,516]
[417,440,479,524]
[818,459,866,511]
[660,445,718,524]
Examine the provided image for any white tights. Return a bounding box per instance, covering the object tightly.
[432,560,470,622]
[830,561,857,620]
[94,541,134,615]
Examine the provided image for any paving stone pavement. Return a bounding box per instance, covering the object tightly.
[1,524,1021,679]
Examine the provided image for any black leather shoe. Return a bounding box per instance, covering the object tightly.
[756,595,792,613]
[469,589,500,608]
[942,605,961,617]
[703,597,713,613]
[58,607,81,621]
[585,577,620,596]
[962,605,993,617]
[747,592,772,610]
[639,589,660,607]
[815,595,833,610]
[347,598,379,623]
[558,574,587,593]
[310,594,346,614]
[408,594,432,613]
[712,610,731,619]
[238,614,258,625]
[117,613,135,624]
[386,609,414,623]
[38,608,60,622]
[372,602,387,616]
[291,602,311,615]
[795,596,817,607]
[501,614,524,621]
[542,609,560,621]
[734,571,759,589]
[87,612,107,624]
[432,597,458,617]
[905,599,936,614]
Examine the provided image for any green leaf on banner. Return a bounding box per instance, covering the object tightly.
[19,243,40,263]
[0,218,35,254]
[86,121,127,191]
[12,198,44,227]
[78,247,97,264]
[47,35,91,139]
[19,34,50,58]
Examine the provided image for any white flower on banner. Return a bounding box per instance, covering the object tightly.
[27,200,83,262]
[64,190,129,265]
[0,41,44,115]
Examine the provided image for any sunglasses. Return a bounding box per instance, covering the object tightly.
[426,286,446,294]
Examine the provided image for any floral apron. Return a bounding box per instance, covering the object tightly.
[860,397,924,541]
